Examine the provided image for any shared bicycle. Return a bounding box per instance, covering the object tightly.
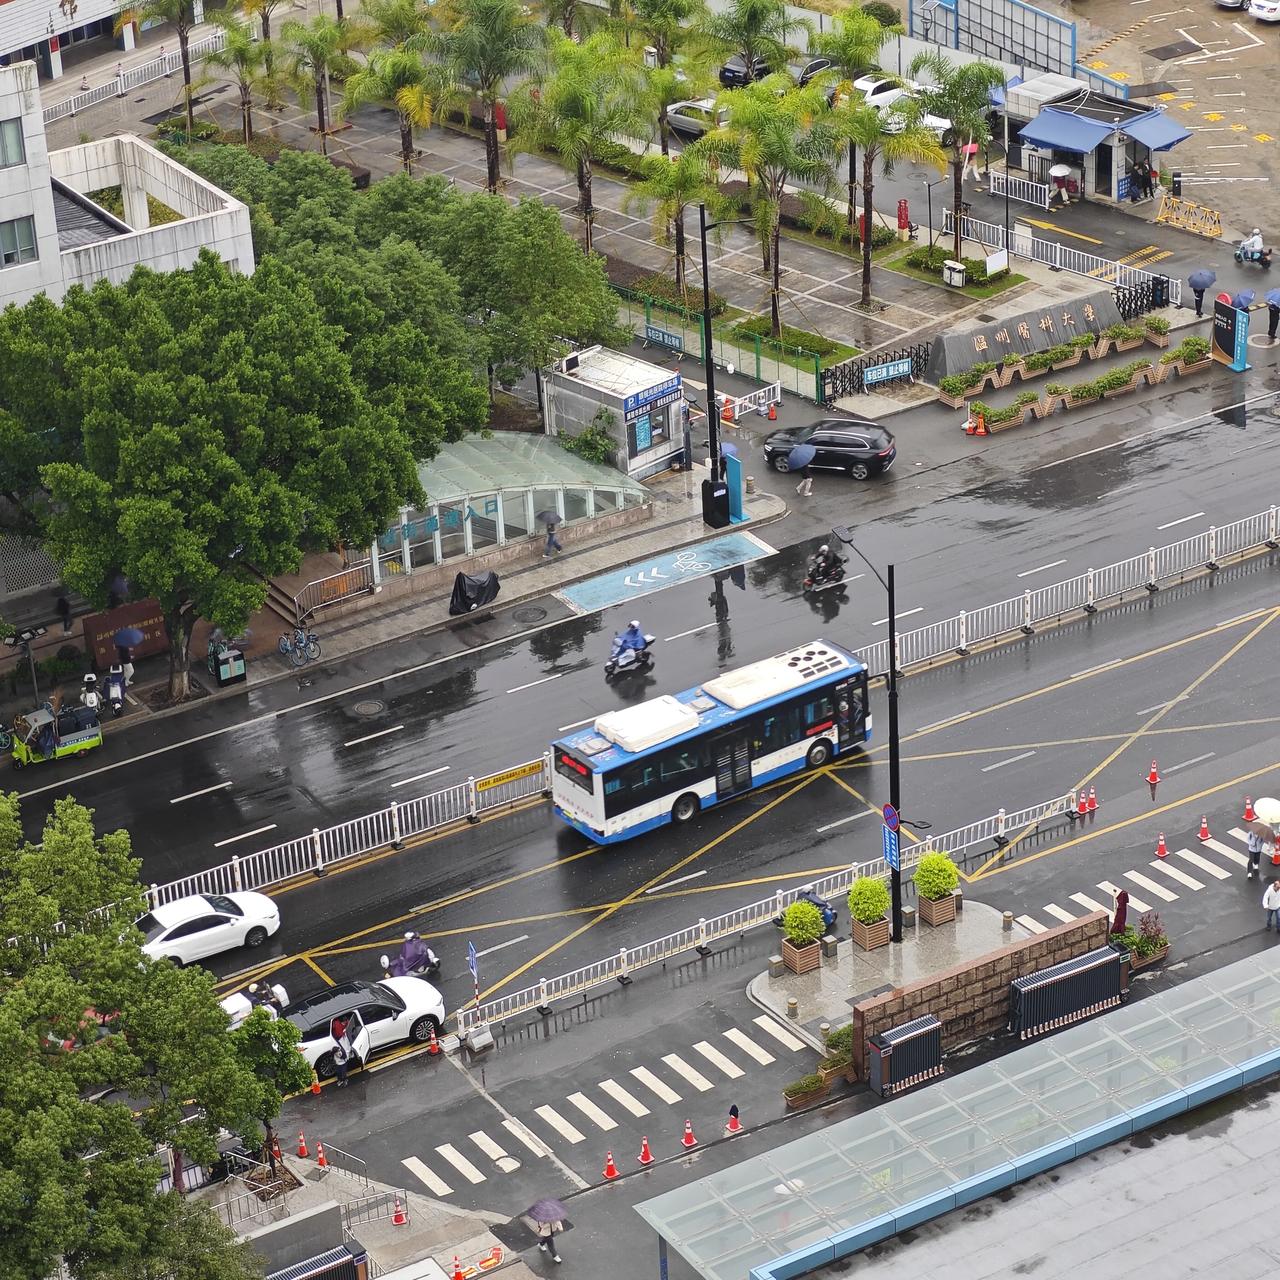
[278,627,321,667]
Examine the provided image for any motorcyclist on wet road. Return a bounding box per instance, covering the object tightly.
[619,620,647,653]
[813,544,842,579]
[1240,229,1265,256]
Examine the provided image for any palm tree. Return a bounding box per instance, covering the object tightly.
[340,49,436,172]
[363,0,433,48]
[431,0,548,193]
[814,10,893,245]
[840,102,945,306]
[707,0,803,82]
[631,0,713,156]
[909,50,1006,261]
[697,77,838,338]
[509,32,648,253]
[115,0,197,136]
[204,11,266,143]
[541,0,608,39]
[282,14,372,154]
[623,149,722,298]
[240,0,286,74]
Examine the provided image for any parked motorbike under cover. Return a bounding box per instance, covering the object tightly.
[448,570,501,616]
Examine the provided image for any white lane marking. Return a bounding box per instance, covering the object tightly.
[917,712,972,733]
[693,1041,745,1080]
[1135,694,1188,715]
[1150,860,1205,891]
[435,1143,485,1184]
[1071,661,1121,678]
[724,1027,775,1065]
[170,781,232,804]
[502,1118,551,1158]
[556,716,596,732]
[753,1015,805,1052]
[506,673,564,694]
[1100,881,1150,913]
[872,607,924,626]
[475,934,530,958]
[213,823,277,848]
[566,1092,618,1132]
[392,766,450,788]
[1016,559,1067,578]
[644,870,707,894]
[1070,892,1109,914]
[402,1155,452,1197]
[344,724,405,747]
[981,750,1037,773]
[535,1105,585,1144]
[1043,903,1077,923]
[598,1079,650,1117]
[1219,611,1266,628]
[1124,870,1179,902]
[1156,511,1205,531]
[469,1131,510,1161]
[816,809,878,833]
[662,1054,714,1092]
[664,623,716,642]
[1162,752,1216,775]
[1172,847,1231,880]
[629,1066,681,1105]
[1204,837,1248,867]
[1016,915,1048,934]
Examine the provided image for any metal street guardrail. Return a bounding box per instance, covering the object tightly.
[341,1189,409,1229]
[454,788,1077,1034]
[989,171,1051,211]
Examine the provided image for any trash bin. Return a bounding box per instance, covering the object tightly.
[943,260,967,288]
[214,647,247,688]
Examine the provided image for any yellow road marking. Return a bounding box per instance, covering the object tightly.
[301,953,336,986]
[1021,218,1103,245]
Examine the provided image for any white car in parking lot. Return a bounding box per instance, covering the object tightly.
[138,891,280,965]
[851,76,955,141]
[1248,0,1280,19]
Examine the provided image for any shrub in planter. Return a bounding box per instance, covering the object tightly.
[1144,315,1171,335]
[967,397,1028,429]
[1067,378,1100,402]
[1103,322,1147,343]
[1162,334,1210,366]
[914,851,959,924]
[849,876,891,950]
[1045,383,1068,396]
[783,1073,829,1106]
[825,1024,854,1056]
[1070,333,1097,350]
[937,361,997,401]
[781,899,826,972]
[1115,911,1170,969]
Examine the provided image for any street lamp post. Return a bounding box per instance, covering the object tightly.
[1003,106,1011,251]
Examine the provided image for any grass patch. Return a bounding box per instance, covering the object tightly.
[729,316,858,370]
[881,247,1028,300]
[86,186,182,226]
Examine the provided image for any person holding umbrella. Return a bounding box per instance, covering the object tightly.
[1187,269,1215,318]
[523,1198,570,1264]
[113,627,144,684]
[536,511,563,559]
[1266,288,1280,341]
[788,442,816,498]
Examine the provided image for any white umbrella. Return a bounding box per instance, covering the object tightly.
[1253,797,1280,832]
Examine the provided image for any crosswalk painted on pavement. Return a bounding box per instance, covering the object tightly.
[1014,825,1259,936]
[400,1015,804,1197]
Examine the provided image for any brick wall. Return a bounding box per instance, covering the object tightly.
[850,911,1112,1080]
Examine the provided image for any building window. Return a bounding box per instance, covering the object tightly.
[0,118,24,168]
[0,216,37,267]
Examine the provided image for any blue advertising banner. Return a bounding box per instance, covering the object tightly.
[623,374,682,418]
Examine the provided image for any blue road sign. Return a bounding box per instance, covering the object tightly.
[882,823,900,872]
[882,802,899,832]
[558,531,773,614]
[467,941,478,981]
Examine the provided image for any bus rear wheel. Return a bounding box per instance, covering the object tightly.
[671,793,700,824]
[806,740,833,769]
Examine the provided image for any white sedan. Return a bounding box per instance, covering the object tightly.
[1249,0,1280,19]
[138,891,281,965]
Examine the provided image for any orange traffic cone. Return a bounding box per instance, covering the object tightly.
[316,1141,328,1169]
[767,402,777,421]
[452,1256,465,1280]
[603,1150,619,1180]
[426,1023,441,1057]
[1147,760,1161,785]
[725,1104,742,1135]
[1076,790,1088,816]
[272,1136,283,1163]
[297,1130,309,1158]
[1244,796,1257,822]
[681,1120,697,1148]
[392,1196,407,1226]
[1198,816,1211,841]
[721,399,734,423]
[1087,786,1098,813]
[310,1075,321,1096]
[1156,832,1169,859]
[637,1136,654,1166]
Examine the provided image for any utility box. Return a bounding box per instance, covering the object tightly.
[213,647,247,688]
[943,260,967,288]
[867,1014,943,1098]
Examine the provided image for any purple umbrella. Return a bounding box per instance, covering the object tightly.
[1232,290,1255,310]
[786,443,817,471]
[1187,269,1216,292]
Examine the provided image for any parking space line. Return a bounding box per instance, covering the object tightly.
[566,1092,618,1132]
[1172,847,1231,880]
[630,1066,681,1105]
[693,1041,746,1079]
[402,1155,452,1197]
[435,1144,485,1184]
[1100,881,1150,913]
[598,1079,650,1117]
[534,1105,586,1144]
[1150,860,1205,891]
[1043,903,1077,923]
[1124,870,1179,902]
[724,1027,775,1064]
[661,1054,715,1092]
[1016,915,1047,933]
[753,1015,805,1052]
[502,1118,551,1158]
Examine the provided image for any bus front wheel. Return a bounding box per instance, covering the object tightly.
[806,740,833,769]
[672,793,701,824]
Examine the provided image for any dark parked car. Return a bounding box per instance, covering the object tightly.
[790,56,833,87]
[763,419,897,480]
[719,53,772,86]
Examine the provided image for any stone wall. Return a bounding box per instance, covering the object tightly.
[850,911,1113,1080]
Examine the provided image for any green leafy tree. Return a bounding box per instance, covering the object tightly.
[430,0,548,192]
[116,0,198,136]
[698,77,839,337]
[623,149,723,298]
[707,0,804,81]
[340,48,436,172]
[631,0,712,153]
[281,14,372,153]
[510,31,648,253]
[204,11,267,143]
[909,50,1006,261]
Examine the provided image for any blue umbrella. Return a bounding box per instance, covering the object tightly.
[113,627,144,648]
[1266,289,1280,308]
[1187,269,1216,292]
[1231,290,1255,310]
[787,443,816,471]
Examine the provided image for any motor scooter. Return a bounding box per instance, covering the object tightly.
[80,673,102,715]
[1234,244,1273,270]
[773,887,838,933]
[380,933,441,982]
[220,982,288,1030]
[803,554,846,594]
[604,633,656,680]
[104,664,126,718]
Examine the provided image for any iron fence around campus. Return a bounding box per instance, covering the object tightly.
[819,343,932,405]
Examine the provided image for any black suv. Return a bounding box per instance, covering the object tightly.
[763,419,897,480]
[719,54,833,90]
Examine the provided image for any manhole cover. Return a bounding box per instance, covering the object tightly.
[513,606,548,624]
[976,313,997,322]
[353,699,386,717]
[1145,39,1200,61]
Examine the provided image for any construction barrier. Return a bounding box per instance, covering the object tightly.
[1155,194,1223,239]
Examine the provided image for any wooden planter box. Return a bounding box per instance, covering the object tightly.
[1174,358,1212,378]
[988,408,1027,433]
[1065,392,1101,409]
[1032,394,1064,418]
[937,389,968,408]
[784,1082,831,1110]
[997,362,1025,388]
[817,1059,852,1087]
[1102,378,1142,399]
[1145,330,1170,349]
[1051,349,1083,370]
[782,937,822,974]
[1129,943,1170,972]
[1113,336,1146,352]
[852,916,890,951]
[1087,338,1110,360]
[918,893,957,926]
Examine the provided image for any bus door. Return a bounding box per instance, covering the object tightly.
[834,678,866,748]
[710,729,753,799]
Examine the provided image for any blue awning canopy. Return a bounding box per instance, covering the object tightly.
[1124,108,1192,151]
[1018,107,1114,154]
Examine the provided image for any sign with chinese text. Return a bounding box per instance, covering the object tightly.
[623,373,682,418]
[882,822,900,873]
[81,599,167,670]
[645,324,684,352]
[1211,299,1249,373]
[863,356,914,388]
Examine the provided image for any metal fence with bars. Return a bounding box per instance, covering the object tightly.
[820,343,932,405]
[988,171,1051,211]
[295,563,375,623]
[340,1189,409,1229]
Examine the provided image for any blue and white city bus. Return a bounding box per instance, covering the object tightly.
[551,639,871,843]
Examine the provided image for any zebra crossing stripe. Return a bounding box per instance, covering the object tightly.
[1100,880,1150,913]
[403,1155,452,1197]
[1123,870,1178,902]
[1172,847,1231,880]
[661,1053,714,1092]
[753,1015,805,1052]
[692,1041,745,1079]
[1070,892,1109,913]
[1204,837,1248,867]
[1149,860,1204,891]
[1016,915,1048,934]
[535,1105,586,1144]
[1229,828,1253,845]
[503,1118,552,1157]
[598,1078,650,1117]
[435,1143,485,1184]
[567,1092,617,1132]
[630,1066,681,1105]
[723,1027,775,1064]
[469,1131,510,1161]
[1043,903,1077,923]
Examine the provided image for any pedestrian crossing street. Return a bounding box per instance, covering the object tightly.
[401,1015,808,1197]
[1014,827,1258,936]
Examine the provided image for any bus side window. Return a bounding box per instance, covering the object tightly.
[802,694,834,726]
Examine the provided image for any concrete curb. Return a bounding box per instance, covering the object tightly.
[745,972,827,1052]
